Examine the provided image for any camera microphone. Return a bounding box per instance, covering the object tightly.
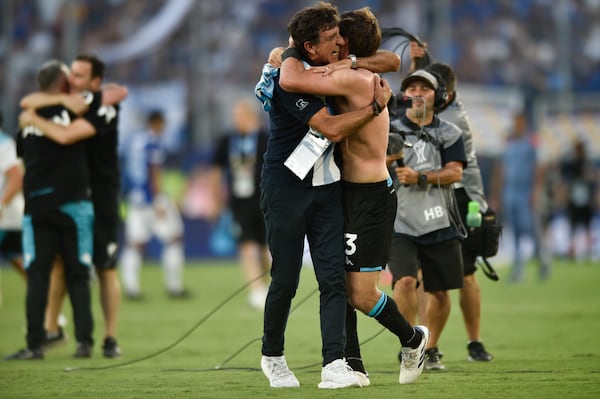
[388,94,413,112]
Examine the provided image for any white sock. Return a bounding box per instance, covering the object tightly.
[120,247,142,295]
[162,242,184,293]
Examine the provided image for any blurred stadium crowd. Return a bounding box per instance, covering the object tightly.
[5,0,600,90]
[3,1,600,138]
[1,0,598,259]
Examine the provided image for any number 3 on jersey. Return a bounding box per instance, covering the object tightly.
[345,233,357,256]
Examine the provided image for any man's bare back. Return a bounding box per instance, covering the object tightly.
[334,68,390,184]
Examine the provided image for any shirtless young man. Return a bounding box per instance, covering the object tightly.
[278,7,429,386]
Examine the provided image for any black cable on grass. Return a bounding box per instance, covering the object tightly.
[211,312,388,371]
[65,269,389,374]
[65,271,270,372]
[164,307,388,372]
[162,286,323,373]
[212,286,319,370]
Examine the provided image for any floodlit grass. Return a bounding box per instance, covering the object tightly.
[1,258,599,398]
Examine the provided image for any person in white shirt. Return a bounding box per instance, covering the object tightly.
[0,112,26,291]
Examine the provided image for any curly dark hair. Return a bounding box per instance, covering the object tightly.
[287,2,340,60]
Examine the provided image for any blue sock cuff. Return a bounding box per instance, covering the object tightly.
[367,292,387,317]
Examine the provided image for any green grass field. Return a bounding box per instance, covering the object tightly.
[1,258,599,398]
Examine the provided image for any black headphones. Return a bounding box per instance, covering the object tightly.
[428,70,449,109]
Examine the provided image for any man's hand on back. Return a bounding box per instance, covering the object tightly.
[373,75,392,111]
[268,47,285,67]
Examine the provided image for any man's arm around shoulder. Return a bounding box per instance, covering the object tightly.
[20,92,88,115]
[19,110,96,145]
[279,56,363,97]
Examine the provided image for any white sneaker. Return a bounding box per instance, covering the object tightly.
[318,358,362,389]
[399,325,429,384]
[261,355,300,388]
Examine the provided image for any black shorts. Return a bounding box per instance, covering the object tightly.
[23,201,94,271]
[388,235,463,292]
[231,198,266,245]
[342,179,396,272]
[0,230,22,261]
[93,195,121,270]
[567,205,593,229]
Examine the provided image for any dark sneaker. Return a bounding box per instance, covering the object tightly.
[4,348,44,360]
[424,347,445,370]
[43,326,67,349]
[74,342,92,358]
[102,337,122,358]
[125,291,144,301]
[467,341,493,362]
[167,289,191,299]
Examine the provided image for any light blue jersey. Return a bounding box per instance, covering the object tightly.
[121,131,165,206]
[502,135,536,205]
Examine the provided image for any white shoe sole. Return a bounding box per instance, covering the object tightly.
[317,380,362,389]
